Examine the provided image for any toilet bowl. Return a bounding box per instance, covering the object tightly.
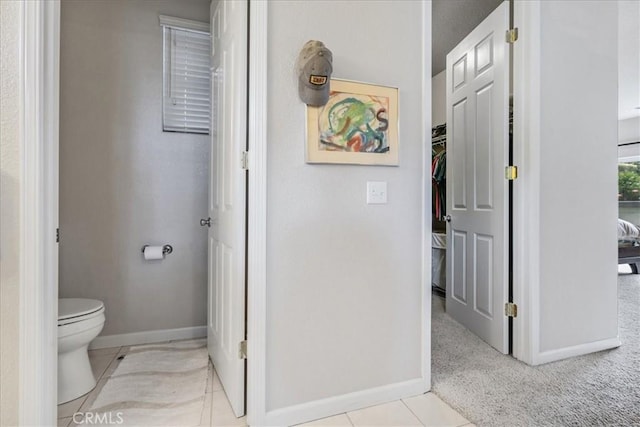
[58,298,105,404]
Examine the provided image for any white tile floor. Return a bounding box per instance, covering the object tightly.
[296,395,473,427]
[57,345,124,427]
[58,343,473,427]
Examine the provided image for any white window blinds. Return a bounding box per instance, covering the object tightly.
[161,18,211,134]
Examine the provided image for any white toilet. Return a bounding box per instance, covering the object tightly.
[58,298,105,404]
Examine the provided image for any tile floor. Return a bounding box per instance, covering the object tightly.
[58,343,473,427]
[57,346,124,427]
[295,395,474,427]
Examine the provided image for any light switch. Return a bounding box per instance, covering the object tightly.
[367,181,387,204]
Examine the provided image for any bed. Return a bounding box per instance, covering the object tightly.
[618,219,640,273]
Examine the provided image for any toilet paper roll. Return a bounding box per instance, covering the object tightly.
[143,246,165,260]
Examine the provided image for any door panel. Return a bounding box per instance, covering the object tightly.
[451,100,467,209]
[451,231,467,303]
[446,1,510,354]
[474,233,493,318]
[475,35,493,75]
[475,84,494,210]
[208,0,247,417]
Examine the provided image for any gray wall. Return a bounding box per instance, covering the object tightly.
[538,1,618,353]
[515,1,619,358]
[266,0,427,412]
[60,0,210,336]
[1,1,21,424]
[432,70,446,127]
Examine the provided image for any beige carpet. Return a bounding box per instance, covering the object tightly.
[432,273,640,426]
[80,339,208,426]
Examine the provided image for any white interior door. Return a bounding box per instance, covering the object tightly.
[445,1,510,354]
[207,0,248,417]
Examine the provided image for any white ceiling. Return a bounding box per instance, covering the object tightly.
[433,0,639,121]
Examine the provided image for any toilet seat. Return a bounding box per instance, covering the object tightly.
[58,298,104,326]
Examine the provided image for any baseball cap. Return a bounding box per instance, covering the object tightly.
[296,40,333,107]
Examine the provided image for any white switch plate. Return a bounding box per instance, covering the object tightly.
[367,181,387,204]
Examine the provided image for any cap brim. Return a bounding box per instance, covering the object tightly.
[299,77,330,107]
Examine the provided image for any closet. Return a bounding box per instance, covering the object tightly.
[431,0,502,303]
[432,0,511,354]
[431,124,447,296]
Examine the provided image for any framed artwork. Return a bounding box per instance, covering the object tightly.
[306,79,399,166]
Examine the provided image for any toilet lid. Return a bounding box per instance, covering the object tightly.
[58,298,104,323]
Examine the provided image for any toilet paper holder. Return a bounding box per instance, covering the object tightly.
[141,244,173,255]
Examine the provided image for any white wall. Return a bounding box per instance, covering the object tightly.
[59,0,210,337]
[618,0,640,122]
[619,117,640,144]
[432,70,446,127]
[515,0,619,364]
[617,1,639,146]
[265,0,428,419]
[0,1,21,424]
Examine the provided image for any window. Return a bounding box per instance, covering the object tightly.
[619,144,640,224]
[160,15,211,134]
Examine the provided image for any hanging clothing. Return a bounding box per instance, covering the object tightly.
[432,149,446,220]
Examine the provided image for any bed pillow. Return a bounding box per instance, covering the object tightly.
[618,218,640,241]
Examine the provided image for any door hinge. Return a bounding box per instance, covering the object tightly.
[239,340,247,359]
[241,151,249,170]
[506,28,519,44]
[505,166,518,180]
[505,302,518,318]
[56,228,59,243]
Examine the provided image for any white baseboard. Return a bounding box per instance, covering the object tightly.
[534,336,621,365]
[89,326,207,350]
[262,378,427,427]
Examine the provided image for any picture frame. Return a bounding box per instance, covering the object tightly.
[305,79,399,166]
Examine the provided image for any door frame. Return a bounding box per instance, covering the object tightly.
[511,0,539,365]
[433,0,537,365]
[245,1,269,425]
[18,0,269,424]
[17,0,60,424]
